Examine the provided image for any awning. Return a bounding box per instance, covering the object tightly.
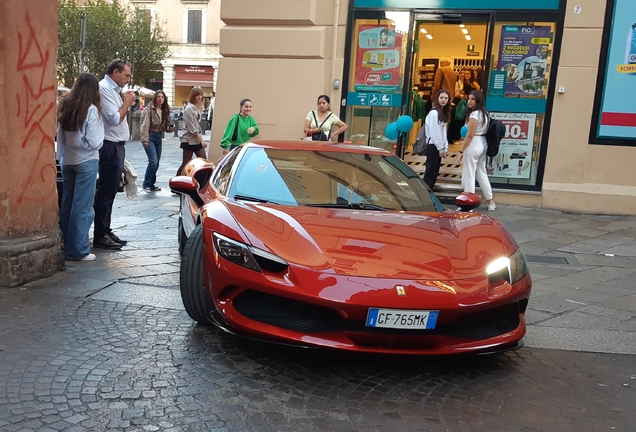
[174,65,214,87]
[175,80,214,87]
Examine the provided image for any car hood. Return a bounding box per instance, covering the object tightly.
[227,203,507,280]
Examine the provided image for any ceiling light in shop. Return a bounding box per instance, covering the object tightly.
[465,35,472,41]
[420,28,427,34]
[426,34,433,40]
[459,24,465,28]
[462,28,469,34]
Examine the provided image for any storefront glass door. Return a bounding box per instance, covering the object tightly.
[405,14,491,185]
[343,8,561,191]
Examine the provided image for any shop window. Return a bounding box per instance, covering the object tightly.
[486,21,556,187]
[590,0,636,146]
[344,13,410,149]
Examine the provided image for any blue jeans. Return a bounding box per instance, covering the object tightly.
[143,131,163,188]
[59,159,99,260]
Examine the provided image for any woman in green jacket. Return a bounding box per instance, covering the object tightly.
[220,98,259,154]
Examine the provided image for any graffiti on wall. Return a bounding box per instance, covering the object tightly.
[16,13,56,204]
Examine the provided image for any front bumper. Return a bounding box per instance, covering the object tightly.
[204,248,532,355]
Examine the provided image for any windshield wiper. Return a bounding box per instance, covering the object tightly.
[233,194,279,204]
[303,203,389,211]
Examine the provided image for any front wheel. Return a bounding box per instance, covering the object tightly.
[180,225,214,325]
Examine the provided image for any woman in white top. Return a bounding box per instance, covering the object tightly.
[458,90,495,210]
[57,73,105,261]
[303,95,347,141]
[423,89,451,189]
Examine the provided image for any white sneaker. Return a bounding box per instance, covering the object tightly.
[81,253,97,261]
[487,202,496,211]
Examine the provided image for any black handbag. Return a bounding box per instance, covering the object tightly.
[311,111,332,141]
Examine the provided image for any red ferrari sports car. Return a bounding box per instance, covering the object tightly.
[170,141,531,355]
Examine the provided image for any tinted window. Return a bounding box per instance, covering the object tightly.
[229,148,441,212]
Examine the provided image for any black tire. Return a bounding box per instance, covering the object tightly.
[180,225,214,325]
[178,216,186,256]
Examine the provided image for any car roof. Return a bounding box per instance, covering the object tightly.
[243,140,394,155]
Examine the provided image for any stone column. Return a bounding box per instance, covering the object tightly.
[162,63,175,108]
[0,0,64,286]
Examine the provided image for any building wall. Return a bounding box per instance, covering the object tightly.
[0,0,64,286]
[215,0,636,215]
[542,0,636,214]
[209,0,349,162]
[128,0,222,108]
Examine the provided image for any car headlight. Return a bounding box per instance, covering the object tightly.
[486,249,528,284]
[213,232,288,273]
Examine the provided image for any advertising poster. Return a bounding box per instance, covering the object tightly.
[353,25,403,92]
[595,0,636,141]
[488,113,536,179]
[497,26,552,96]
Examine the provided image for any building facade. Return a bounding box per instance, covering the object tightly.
[212,0,636,215]
[127,0,223,108]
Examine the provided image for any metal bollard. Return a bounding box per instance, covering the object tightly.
[173,120,179,137]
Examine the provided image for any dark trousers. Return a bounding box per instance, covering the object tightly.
[94,140,125,240]
[423,144,441,189]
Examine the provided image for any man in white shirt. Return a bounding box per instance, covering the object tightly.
[93,59,136,250]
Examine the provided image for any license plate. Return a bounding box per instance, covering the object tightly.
[366,308,439,329]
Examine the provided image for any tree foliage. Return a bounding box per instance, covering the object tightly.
[57,0,170,87]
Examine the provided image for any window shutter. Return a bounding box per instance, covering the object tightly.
[187,10,202,44]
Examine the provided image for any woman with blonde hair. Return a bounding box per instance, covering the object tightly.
[177,87,207,175]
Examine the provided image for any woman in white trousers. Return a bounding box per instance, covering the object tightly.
[458,90,495,211]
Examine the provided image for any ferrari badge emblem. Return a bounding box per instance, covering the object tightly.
[396,285,406,296]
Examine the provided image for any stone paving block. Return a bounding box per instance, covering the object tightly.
[599,294,636,313]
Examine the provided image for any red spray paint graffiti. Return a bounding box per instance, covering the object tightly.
[16,13,57,204]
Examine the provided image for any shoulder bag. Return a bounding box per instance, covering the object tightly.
[311,111,332,141]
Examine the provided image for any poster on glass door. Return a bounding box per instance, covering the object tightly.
[497,26,552,96]
[353,25,403,92]
[488,113,535,179]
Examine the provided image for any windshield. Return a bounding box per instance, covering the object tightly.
[228,148,442,212]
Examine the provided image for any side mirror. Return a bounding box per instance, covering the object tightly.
[169,176,204,207]
[456,192,481,212]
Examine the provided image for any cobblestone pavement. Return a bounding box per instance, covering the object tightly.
[1,137,635,431]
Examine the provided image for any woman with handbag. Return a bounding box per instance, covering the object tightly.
[57,72,104,261]
[140,90,173,191]
[303,95,347,142]
[177,87,208,175]
[220,98,259,154]
[422,89,451,190]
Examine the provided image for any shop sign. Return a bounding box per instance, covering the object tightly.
[496,26,552,97]
[488,113,535,179]
[347,92,402,107]
[592,0,636,142]
[353,25,403,92]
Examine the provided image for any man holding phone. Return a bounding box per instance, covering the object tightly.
[93,59,135,250]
